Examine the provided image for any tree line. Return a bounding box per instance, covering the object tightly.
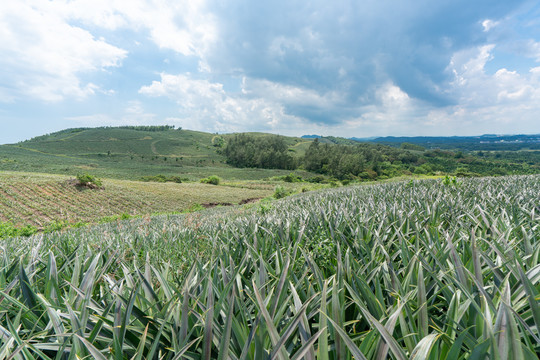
[223,135,539,180]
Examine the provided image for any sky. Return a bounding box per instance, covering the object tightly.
[1,0,540,144]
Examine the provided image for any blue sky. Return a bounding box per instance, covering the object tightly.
[1,0,540,144]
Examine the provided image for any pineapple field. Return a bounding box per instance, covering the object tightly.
[0,175,539,359]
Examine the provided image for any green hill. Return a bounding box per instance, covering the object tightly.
[2,126,539,182]
[0,127,313,180]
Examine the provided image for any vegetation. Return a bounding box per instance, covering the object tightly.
[200,175,220,185]
[1,127,538,184]
[224,133,296,169]
[0,175,538,358]
[0,127,312,181]
[369,134,540,151]
[273,184,291,199]
[76,173,102,188]
[0,172,272,230]
[140,174,184,183]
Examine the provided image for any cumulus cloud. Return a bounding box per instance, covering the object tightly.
[2,0,540,141]
[61,0,217,58]
[0,0,216,102]
[0,1,127,102]
[66,101,157,125]
[139,73,321,132]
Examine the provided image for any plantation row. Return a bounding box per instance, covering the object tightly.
[0,173,272,228]
[0,175,538,358]
[0,181,147,227]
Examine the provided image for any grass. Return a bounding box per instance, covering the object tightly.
[0,175,538,358]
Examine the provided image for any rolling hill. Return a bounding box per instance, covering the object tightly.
[0,127,314,180]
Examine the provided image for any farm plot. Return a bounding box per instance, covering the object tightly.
[0,172,272,227]
[0,175,538,358]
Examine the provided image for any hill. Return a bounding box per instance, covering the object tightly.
[0,127,313,180]
[1,126,539,184]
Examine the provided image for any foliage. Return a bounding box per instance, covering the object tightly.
[400,142,425,151]
[0,175,538,358]
[224,133,296,169]
[140,174,183,183]
[0,222,37,239]
[76,173,102,187]
[273,184,291,199]
[371,133,540,151]
[1,127,312,181]
[200,175,220,185]
[281,173,303,182]
[0,172,271,228]
[442,175,458,186]
[211,135,225,148]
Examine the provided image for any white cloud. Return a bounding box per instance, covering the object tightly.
[0,1,127,102]
[57,0,217,57]
[0,0,217,102]
[66,100,157,125]
[139,73,319,133]
[421,44,540,134]
[482,19,499,32]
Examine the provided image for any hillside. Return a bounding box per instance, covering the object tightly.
[1,126,539,184]
[0,171,273,228]
[0,127,313,180]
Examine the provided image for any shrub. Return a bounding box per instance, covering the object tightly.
[76,173,102,188]
[200,175,220,185]
[273,185,290,199]
[307,175,326,183]
[212,135,225,148]
[282,173,303,182]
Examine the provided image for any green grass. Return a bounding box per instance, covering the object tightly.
[0,128,314,181]
[0,175,538,358]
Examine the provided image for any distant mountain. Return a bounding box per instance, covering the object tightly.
[364,134,540,151]
[301,133,540,151]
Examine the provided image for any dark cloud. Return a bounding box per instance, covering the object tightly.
[204,0,527,113]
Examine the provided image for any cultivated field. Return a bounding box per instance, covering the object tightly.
[0,175,538,358]
[0,172,272,227]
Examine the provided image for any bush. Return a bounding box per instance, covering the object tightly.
[76,173,102,188]
[273,185,290,199]
[282,173,303,182]
[307,175,326,183]
[212,135,225,148]
[141,175,183,183]
[200,175,220,185]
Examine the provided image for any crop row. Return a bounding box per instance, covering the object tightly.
[0,175,538,358]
